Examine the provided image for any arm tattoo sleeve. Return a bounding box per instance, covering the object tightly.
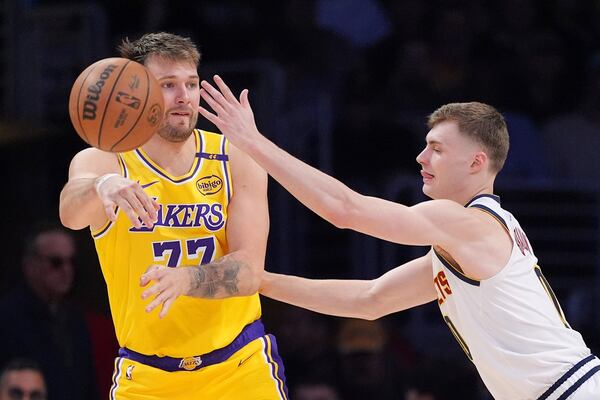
[191,258,242,298]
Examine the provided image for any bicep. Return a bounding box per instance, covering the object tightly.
[346,196,476,247]
[225,144,269,267]
[368,254,437,317]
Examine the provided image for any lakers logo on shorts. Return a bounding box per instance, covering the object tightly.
[179,356,203,371]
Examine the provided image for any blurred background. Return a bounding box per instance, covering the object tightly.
[1,0,599,399]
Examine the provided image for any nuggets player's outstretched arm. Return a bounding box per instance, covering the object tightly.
[198,76,485,250]
[140,144,269,317]
[260,255,437,319]
[60,148,159,230]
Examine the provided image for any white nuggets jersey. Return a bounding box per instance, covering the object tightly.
[432,194,598,400]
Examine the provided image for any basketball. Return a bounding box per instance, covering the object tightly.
[68,57,164,152]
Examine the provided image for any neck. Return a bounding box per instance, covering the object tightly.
[142,132,197,175]
[456,181,495,206]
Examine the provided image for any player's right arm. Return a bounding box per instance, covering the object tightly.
[260,254,437,320]
[59,148,158,230]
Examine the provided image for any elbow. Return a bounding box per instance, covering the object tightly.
[59,207,77,230]
[326,198,358,230]
[358,284,386,321]
[59,207,86,231]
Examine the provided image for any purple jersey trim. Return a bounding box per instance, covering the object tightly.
[133,130,203,184]
[221,136,232,202]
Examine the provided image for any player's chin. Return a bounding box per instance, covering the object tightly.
[421,184,437,199]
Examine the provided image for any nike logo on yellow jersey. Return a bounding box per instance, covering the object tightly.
[140,180,159,189]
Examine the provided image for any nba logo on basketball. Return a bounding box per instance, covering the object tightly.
[116,91,141,109]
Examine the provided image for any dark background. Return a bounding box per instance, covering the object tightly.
[1,1,599,399]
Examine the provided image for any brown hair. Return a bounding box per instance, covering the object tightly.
[427,102,509,173]
[118,32,201,67]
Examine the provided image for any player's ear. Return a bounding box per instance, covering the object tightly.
[470,151,487,173]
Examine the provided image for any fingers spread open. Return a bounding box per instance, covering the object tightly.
[213,75,237,104]
[200,88,226,116]
[201,80,228,109]
[198,105,221,127]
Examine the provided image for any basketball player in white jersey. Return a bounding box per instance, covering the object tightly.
[149,76,600,399]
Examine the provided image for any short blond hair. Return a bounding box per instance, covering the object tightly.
[428,102,509,173]
[118,32,201,67]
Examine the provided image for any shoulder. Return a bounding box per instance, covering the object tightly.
[68,147,120,177]
[70,147,120,168]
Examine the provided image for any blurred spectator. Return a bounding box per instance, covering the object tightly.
[315,0,391,48]
[0,358,46,400]
[403,358,480,400]
[0,224,98,400]
[263,303,338,386]
[335,319,403,400]
[540,54,600,181]
[292,379,340,400]
[496,111,550,181]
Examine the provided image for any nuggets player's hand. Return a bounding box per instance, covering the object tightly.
[95,174,159,229]
[140,265,194,318]
[198,75,260,151]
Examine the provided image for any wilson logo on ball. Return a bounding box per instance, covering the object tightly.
[82,64,119,120]
[69,57,165,152]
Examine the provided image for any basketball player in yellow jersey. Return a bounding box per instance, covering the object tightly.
[59,32,288,400]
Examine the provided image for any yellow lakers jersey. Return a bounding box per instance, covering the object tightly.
[92,129,261,357]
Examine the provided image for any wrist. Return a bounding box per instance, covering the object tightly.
[94,173,120,194]
[259,270,271,294]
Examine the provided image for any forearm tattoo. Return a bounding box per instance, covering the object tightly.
[191,258,241,298]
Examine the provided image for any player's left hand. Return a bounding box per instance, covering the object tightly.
[198,75,261,151]
[140,265,195,318]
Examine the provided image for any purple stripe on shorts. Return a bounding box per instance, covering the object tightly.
[110,357,124,400]
[262,335,289,400]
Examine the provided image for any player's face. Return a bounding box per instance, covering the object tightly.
[145,56,200,143]
[416,120,481,201]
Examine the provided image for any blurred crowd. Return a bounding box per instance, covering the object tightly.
[98,0,600,182]
[2,0,600,399]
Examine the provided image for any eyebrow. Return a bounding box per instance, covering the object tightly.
[426,139,443,146]
[158,75,199,80]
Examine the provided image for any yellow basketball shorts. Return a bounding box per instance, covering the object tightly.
[109,323,288,399]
